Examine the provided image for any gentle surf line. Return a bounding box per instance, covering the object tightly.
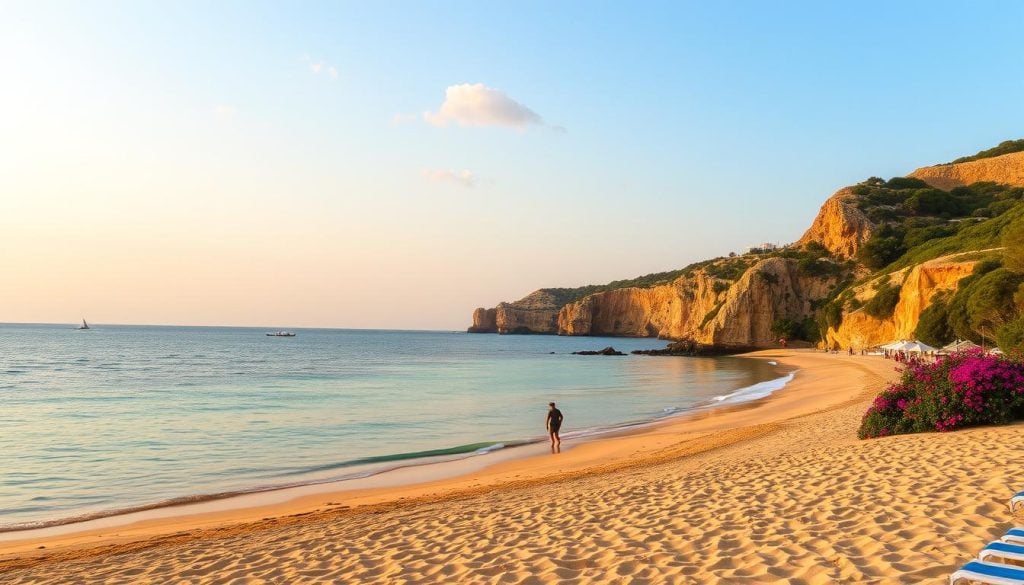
[0,368,796,535]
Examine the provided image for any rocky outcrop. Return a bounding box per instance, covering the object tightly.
[699,257,835,347]
[481,289,566,334]
[558,279,713,339]
[824,256,977,349]
[467,141,1022,352]
[796,187,874,258]
[571,347,625,356]
[495,302,558,334]
[910,151,1024,190]
[557,257,840,348]
[467,308,497,333]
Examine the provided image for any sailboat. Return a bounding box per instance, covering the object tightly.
[78,318,91,330]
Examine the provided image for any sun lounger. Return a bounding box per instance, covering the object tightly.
[1002,528,1024,545]
[980,541,1024,564]
[950,561,1024,585]
[1011,491,1024,514]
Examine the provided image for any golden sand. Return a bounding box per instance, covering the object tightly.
[2,350,1022,584]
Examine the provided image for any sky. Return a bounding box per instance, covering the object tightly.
[1,1,1022,330]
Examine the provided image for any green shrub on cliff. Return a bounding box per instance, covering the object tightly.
[915,295,954,346]
[1004,218,1024,273]
[997,316,1024,353]
[863,282,901,319]
[771,317,820,343]
[852,180,1024,272]
[950,139,1024,164]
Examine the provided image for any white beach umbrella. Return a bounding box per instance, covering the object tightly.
[940,340,981,353]
[902,341,937,353]
[879,341,910,350]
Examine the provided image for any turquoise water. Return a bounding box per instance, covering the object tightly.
[0,324,784,530]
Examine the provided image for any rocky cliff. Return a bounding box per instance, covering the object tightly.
[795,187,874,258]
[910,151,1024,190]
[557,274,716,339]
[824,255,977,349]
[468,308,497,333]
[557,257,839,347]
[468,289,565,334]
[700,257,837,347]
[468,140,1024,352]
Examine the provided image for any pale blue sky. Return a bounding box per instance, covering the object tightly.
[1,1,1022,328]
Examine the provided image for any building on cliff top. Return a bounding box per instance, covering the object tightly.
[747,242,781,254]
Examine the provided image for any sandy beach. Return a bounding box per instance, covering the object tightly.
[2,350,1022,584]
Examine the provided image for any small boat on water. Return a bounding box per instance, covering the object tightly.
[78,319,91,330]
[266,331,296,337]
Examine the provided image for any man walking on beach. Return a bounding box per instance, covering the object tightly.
[546,402,563,447]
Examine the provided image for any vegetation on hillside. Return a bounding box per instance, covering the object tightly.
[852,178,1024,270]
[521,141,1024,352]
[949,139,1024,165]
[903,220,1024,350]
[540,241,846,309]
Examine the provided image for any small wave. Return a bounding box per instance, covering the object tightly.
[710,371,795,406]
[278,441,514,477]
[0,441,524,534]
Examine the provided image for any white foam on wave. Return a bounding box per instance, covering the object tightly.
[475,443,506,454]
[710,371,796,405]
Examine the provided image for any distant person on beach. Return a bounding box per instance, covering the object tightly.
[546,402,563,447]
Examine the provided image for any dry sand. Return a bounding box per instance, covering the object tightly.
[2,350,1022,584]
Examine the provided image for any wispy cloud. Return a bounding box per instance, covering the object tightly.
[423,83,547,130]
[421,168,476,188]
[303,56,339,80]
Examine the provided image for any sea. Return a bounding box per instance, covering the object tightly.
[0,323,791,532]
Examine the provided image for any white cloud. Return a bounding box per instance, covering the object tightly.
[421,168,476,188]
[423,83,545,130]
[308,60,338,80]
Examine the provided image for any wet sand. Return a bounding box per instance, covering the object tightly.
[2,350,1020,584]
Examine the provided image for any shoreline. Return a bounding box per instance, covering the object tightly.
[0,355,795,539]
[0,349,880,564]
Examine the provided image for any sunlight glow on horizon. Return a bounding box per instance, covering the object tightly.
[1,1,1021,329]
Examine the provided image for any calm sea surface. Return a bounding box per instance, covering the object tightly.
[0,324,785,530]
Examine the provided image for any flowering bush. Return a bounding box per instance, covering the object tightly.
[858,350,1024,439]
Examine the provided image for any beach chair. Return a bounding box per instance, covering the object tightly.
[980,541,1024,564]
[1011,491,1024,514]
[950,561,1024,584]
[1003,528,1024,546]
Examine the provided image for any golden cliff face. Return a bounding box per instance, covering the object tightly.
[468,308,497,333]
[795,187,873,258]
[558,276,718,339]
[825,256,977,349]
[468,142,1024,348]
[698,257,836,347]
[495,302,559,334]
[910,151,1024,191]
[557,257,838,347]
